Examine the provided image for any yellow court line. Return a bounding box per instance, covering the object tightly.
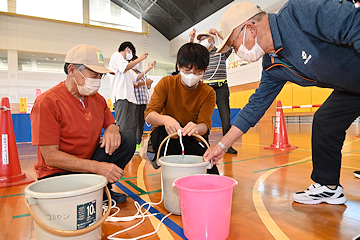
[252,156,312,240]
[137,159,174,240]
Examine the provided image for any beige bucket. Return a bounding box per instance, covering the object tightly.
[24,174,111,240]
[156,133,212,215]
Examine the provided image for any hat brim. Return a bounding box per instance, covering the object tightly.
[197,33,217,41]
[216,30,233,54]
[85,64,115,75]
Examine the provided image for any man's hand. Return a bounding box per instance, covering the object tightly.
[101,124,121,155]
[96,161,125,183]
[189,28,197,42]
[139,53,149,61]
[209,28,224,39]
[182,121,198,136]
[146,78,153,88]
[149,61,156,69]
[164,116,182,135]
[203,144,226,164]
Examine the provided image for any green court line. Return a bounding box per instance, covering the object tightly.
[119,176,138,180]
[253,160,312,173]
[13,214,30,219]
[125,180,147,194]
[148,173,161,176]
[0,193,24,199]
[138,189,161,196]
[219,149,310,165]
[253,146,360,173]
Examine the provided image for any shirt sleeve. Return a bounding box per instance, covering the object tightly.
[289,0,360,53]
[144,77,167,117]
[233,70,286,133]
[109,52,128,74]
[129,69,138,84]
[224,49,233,59]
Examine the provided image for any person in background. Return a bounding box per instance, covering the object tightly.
[109,41,155,137]
[31,44,136,204]
[189,28,238,154]
[203,1,360,205]
[132,55,154,153]
[144,42,219,174]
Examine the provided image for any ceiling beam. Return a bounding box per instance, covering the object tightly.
[167,0,195,21]
[111,0,141,19]
[146,0,182,25]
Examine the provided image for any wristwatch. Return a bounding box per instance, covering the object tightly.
[218,142,227,152]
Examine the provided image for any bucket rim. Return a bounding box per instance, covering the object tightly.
[173,174,238,193]
[24,174,107,199]
[158,157,210,168]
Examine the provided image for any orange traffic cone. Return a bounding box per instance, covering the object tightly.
[264,100,298,151]
[0,97,34,188]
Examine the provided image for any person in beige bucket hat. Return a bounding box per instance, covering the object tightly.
[204,0,360,209]
[31,44,136,204]
[189,27,238,154]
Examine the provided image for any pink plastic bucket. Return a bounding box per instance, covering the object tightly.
[173,174,237,240]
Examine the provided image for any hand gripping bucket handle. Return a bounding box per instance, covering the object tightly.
[155,132,213,168]
[23,186,112,237]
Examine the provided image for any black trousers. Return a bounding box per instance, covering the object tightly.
[213,83,232,136]
[311,90,360,185]
[38,131,136,190]
[134,104,147,144]
[150,126,219,174]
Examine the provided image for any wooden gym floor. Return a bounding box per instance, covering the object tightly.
[1,123,360,240]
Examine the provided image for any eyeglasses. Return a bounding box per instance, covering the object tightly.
[228,22,255,49]
[84,67,106,79]
[180,67,204,76]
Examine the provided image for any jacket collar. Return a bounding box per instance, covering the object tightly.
[268,13,283,56]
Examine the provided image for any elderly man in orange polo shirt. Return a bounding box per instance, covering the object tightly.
[31,44,135,204]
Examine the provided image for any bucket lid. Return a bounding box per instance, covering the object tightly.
[24,174,107,199]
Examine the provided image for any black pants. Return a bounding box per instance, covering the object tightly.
[134,104,147,144]
[213,83,232,136]
[311,90,360,185]
[38,131,136,190]
[150,126,219,174]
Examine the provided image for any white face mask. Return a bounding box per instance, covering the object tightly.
[236,26,265,62]
[73,70,101,96]
[180,71,203,88]
[133,63,139,70]
[125,49,133,61]
[200,39,211,49]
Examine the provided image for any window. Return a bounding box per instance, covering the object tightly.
[0,50,7,70]
[90,0,142,32]
[0,0,7,12]
[18,51,65,73]
[16,0,83,23]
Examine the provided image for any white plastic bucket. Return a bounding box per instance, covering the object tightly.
[156,132,212,215]
[24,174,111,240]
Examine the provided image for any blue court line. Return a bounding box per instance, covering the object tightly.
[114,181,187,240]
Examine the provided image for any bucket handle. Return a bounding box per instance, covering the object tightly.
[23,186,112,237]
[156,132,213,168]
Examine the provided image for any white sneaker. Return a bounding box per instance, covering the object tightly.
[292,183,347,205]
[353,234,360,240]
[354,171,360,178]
